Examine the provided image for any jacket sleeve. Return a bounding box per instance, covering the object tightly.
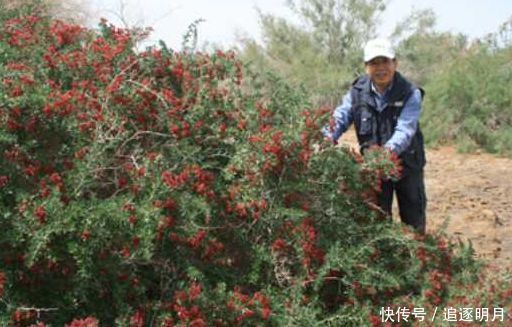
[321,91,354,143]
[384,88,422,155]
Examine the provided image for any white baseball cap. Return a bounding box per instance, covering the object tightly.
[363,38,395,62]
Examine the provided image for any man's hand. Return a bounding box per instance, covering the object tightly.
[324,136,338,145]
[314,136,338,153]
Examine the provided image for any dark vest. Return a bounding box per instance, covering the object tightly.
[351,72,426,172]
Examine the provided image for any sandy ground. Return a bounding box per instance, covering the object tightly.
[424,145,512,268]
[342,130,512,268]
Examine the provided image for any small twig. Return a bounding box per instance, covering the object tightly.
[18,307,59,320]
[130,155,140,170]
[105,57,139,92]
[118,130,173,153]
[18,307,59,312]
[105,0,131,29]
[125,79,172,109]
[363,199,388,215]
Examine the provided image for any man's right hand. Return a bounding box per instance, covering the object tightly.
[324,137,338,145]
[314,137,337,152]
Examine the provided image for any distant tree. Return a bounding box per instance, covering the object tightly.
[240,0,386,106]
[286,0,386,65]
[420,19,512,155]
[390,9,467,86]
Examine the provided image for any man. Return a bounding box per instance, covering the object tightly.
[322,38,427,233]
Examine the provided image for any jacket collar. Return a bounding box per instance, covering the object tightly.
[353,72,411,108]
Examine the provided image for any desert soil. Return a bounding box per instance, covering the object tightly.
[342,130,512,268]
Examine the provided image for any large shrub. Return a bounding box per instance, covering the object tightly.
[422,43,512,156]
[1,5,511,326]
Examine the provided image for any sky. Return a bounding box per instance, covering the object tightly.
[87,0,512,50]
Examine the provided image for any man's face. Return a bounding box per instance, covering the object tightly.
[365,57,397,90]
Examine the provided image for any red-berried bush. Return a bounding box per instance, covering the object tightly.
[1,3,511,326]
